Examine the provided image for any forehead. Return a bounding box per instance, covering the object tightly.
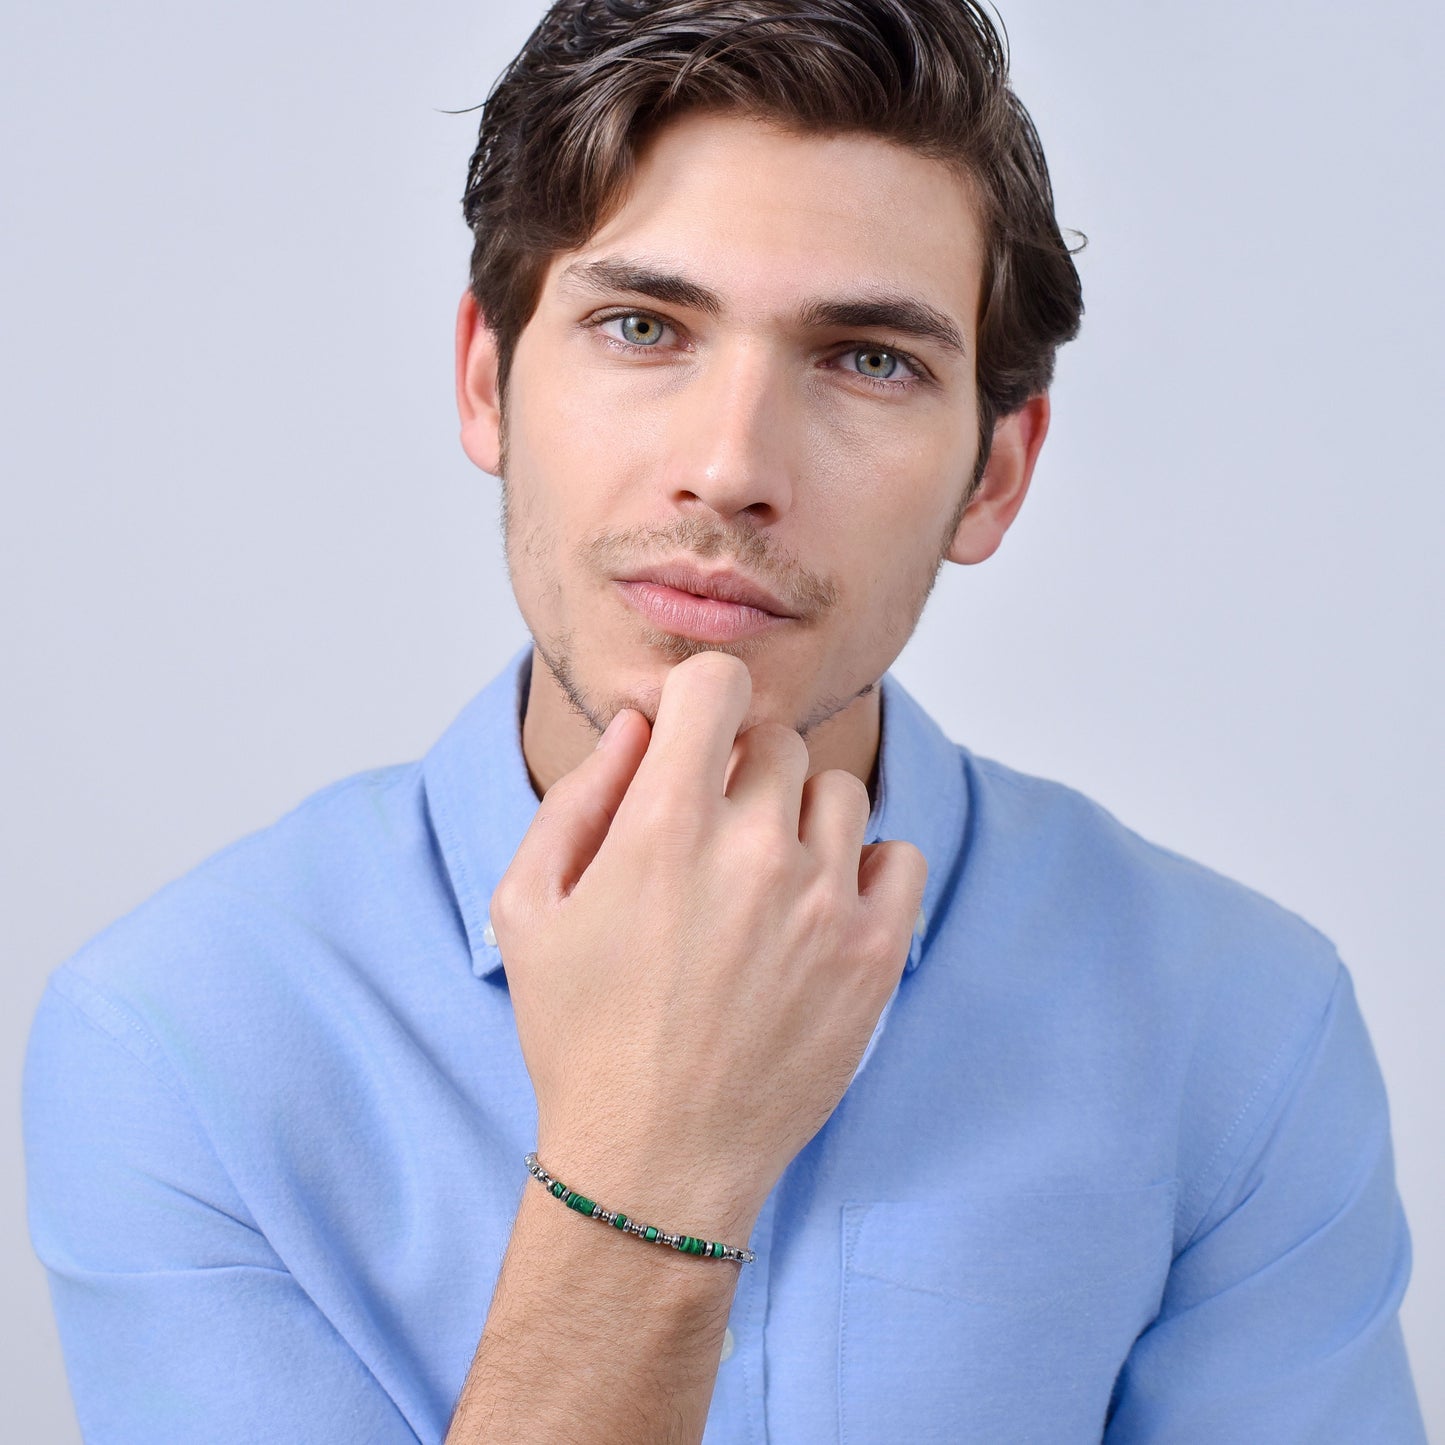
[543,110,988,331]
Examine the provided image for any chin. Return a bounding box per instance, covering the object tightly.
[542,616,808,727]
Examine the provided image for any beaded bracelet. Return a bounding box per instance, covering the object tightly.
[525,1152,756,1264]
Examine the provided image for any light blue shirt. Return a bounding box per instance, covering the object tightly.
[24,642,1426,1442]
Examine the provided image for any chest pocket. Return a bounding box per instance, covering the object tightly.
[839,1182,1176,1444]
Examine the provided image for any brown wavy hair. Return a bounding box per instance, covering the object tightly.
[460,0,1084,488]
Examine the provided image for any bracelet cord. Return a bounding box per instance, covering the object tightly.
[525,1152,756,1264]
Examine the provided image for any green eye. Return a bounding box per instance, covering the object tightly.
[854,348,900,379]
[620,314,664,345]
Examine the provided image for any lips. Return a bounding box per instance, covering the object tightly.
[617,560,793,618]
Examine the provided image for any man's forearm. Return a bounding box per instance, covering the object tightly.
[445,1174,747,1443]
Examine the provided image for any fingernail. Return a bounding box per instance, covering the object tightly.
[596,710,627,749]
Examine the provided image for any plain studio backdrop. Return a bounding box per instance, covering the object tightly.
[3,0,1441,1437]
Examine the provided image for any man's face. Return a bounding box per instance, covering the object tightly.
[463,109,1017,748]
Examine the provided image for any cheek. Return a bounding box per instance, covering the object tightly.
[522,316,655,428]
[511,362,657,508]
[807,417,959,553]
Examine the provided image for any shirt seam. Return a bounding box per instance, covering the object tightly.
[48,967,191,1101]
[1176,956,1345,1253]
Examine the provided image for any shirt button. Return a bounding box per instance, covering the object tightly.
[482,918,497,947]
[720,1326,735,1362]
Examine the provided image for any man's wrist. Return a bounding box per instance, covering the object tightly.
[531,1134,763,1248]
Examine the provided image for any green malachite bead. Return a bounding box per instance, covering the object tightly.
[532,1161,740,1263]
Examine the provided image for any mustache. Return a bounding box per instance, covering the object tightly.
[580,517,843,618]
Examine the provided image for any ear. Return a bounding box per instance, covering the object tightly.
[455,289,503,476]
[946,392,1051,565]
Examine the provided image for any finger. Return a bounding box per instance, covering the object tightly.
[798,768,873,872]
[631,650,754,803]
[498,706,652,911]
[857,840,928,953]
[725,722,811,837]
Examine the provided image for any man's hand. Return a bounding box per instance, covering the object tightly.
[489,650,927,1237]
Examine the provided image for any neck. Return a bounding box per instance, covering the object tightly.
[519,646,883,814]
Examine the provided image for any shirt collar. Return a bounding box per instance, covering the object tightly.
[422,641,968,985]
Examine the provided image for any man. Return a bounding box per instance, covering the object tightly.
[22,0,1426,1439]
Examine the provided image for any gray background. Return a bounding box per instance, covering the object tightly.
[3,0,1441,1437]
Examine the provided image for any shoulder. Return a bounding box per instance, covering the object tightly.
[958,746,1342,1005]
[954,747,1352,1232]
[34,761,432,1078]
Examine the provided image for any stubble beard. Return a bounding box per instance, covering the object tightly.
[496,405,977,744]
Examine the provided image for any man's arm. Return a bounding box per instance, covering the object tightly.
[25,973,751,1445]
[27,653,924,1442]
[445,1147,750,1442]
[1105,962,1427,1442]
[23,975,422,1445]
[442,650,924,1440]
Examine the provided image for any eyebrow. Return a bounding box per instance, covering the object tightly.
[795,297,966,359]
[560,259,723,317]
[557,257,968,359]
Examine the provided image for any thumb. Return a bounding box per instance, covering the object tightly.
[503,707,652,913]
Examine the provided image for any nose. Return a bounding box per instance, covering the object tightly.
[660,338,796,526]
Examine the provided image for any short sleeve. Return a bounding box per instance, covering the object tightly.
[1105,961,1427,1443]
[23,974,422,1445]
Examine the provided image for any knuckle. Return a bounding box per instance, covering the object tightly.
[489,873,522,927]
[738,721,808,771]
[764,720,810,755]
[738,819,795,875]
[861,918,904,971]
[533,770,583,813]
[799,874,848,930]
[815,767,871,812]
[629,786,703,845]
[901,840,929,890]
